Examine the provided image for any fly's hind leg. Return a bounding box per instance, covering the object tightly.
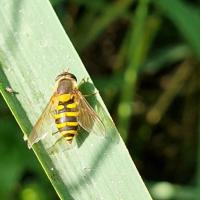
[52,131,59,136]
[50,122,59,136]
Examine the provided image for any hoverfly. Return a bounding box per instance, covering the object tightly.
[27,71,105,149]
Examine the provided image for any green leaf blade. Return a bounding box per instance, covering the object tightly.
[0,0,152,199]
[153,0,200,58]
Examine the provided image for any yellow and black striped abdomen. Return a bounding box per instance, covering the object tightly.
[54,94,79,143]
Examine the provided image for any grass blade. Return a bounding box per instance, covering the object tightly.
[0,0,152,199]
[153,0,200,58]
[117,0,151,140]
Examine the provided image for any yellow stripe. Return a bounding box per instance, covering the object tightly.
[61,130,77,136]
[54,113,66,119]
[66,136,73,140]
[67,103,77,108]
[56,122,78,129]
[57,94,71,102]
[66,112,79,117]
[57,105,64,110]
[54,112,79,119]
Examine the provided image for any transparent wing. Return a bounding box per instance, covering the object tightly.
[27,97,56,149]
[74,90,106,136]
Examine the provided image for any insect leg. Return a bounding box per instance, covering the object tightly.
[52,131,59,136]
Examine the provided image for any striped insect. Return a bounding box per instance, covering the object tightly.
[27,71,105,150]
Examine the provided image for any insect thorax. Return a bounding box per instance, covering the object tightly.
[57,79,75,94]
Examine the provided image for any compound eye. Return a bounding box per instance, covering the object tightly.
[70,74,77,81]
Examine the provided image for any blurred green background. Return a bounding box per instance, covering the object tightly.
[1,0,200,199]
